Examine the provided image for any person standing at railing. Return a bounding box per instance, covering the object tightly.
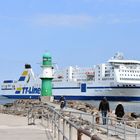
[115,103,125,124]
[99,97,110,125]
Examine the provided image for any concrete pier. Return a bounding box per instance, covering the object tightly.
[0,101,140,140]
[0,113,48,140]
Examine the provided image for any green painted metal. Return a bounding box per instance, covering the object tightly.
[42,52,52,66]
[41,52,53,97]
[41,78,52,96]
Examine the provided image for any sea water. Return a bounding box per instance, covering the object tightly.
[84,100,140,113]
[0,96,16,105]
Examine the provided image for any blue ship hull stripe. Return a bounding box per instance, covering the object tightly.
[2,95,140,101]
[54,96,140,101]
[52,86,140,89]
[3,95,40,99]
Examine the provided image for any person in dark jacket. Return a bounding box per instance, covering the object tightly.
[59,96,66,109]
[99,97,110,125]
[115,104,125,123]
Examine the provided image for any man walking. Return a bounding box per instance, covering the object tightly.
[99,97,110,125]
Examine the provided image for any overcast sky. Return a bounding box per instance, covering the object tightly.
[0,0,140,81]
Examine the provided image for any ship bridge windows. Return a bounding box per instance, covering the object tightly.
[102,78,114,80]
[105,74,110,77]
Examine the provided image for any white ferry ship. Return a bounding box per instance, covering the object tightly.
[1,52,140,101]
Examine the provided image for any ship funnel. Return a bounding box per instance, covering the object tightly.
[25,64,31,69]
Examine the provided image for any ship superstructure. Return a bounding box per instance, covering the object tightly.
[1,53,140,101]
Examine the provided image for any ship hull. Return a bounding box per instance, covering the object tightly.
[1,86,140,101]
[53,86,140,101]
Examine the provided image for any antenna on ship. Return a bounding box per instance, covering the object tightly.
[113,52,124,60]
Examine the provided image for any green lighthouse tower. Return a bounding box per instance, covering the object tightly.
[41,52,53,96]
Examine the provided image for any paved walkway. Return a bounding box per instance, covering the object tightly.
[0,113,49,140]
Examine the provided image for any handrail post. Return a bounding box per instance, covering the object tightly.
[135,122,137,140]
[51,112,54,133]
[92,114,95,133]
[54,113,56,138]
[107,116,109,138]
[124,121,126,140]
[69,124,72,140]
[77,130,82,140]
[58,116,60,140]
[63,119,65,140]
[28,109,30,125]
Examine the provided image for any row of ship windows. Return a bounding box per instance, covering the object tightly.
[98,70,114,73]
[120,74,140,77]
[98,74,114,77]
[1,85,15,88]
[117,85,136,87]
[98,67,114,70]
[120,78,140,81]
[98,78,114,80]
[119,70,140,73]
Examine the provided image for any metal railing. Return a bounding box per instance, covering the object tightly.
[27,103,140,140]
[28,104,101,140]
[61,110,139,140]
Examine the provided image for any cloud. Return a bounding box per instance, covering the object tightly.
[32,14,93,27]
[91,14,140,24]
[0,14,140,28]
